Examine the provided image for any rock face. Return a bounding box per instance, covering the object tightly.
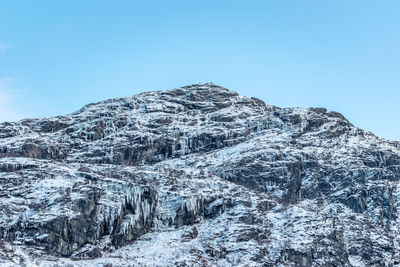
[0,83,400,266]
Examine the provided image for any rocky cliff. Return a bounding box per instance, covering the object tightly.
[0,83,399,266]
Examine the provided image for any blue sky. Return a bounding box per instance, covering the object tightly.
[0,1,399,140]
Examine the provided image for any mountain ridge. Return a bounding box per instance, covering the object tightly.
[1,84,400,266]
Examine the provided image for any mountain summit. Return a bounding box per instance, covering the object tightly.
[1,84,400,266]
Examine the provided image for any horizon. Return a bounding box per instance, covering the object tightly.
[0,1,399,141]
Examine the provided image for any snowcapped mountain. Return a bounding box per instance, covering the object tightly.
[1,83,400,266]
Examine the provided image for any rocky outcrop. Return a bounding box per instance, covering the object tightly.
[1,179,158,257]
[0,83,400,266]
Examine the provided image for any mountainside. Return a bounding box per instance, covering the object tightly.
[1,83,400,266]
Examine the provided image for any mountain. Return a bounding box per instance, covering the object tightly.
[1,83,400,266]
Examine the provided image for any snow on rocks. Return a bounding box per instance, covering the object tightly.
[1,83,400,266]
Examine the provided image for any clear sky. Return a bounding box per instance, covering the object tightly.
[0,1,399,140]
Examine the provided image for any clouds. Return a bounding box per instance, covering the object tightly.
[0,42,21,122]
[0,43,29,123]
[0,43,17,122]
[0,42,11,52]
[0,77,25,122]
[0,91,19,122]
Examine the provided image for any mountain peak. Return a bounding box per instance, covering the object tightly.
[1,85,400,266]
[168,83,239,102]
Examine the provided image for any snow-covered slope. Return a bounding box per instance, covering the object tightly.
[0,83,399,266]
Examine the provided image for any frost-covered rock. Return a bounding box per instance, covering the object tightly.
[0,83,399,266]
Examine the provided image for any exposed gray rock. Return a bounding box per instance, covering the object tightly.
[0,83,399,266]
